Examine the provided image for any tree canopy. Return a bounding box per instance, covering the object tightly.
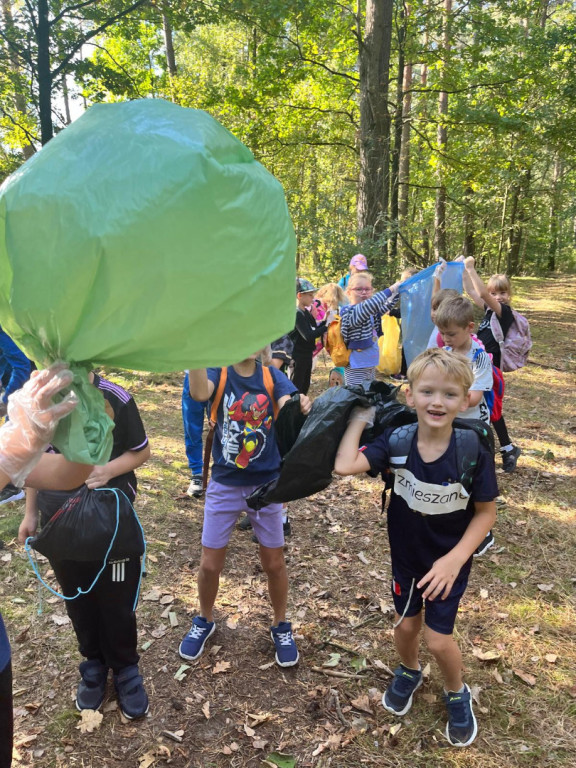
[2,0,575,280]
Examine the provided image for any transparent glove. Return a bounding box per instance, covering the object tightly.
[325,309,337,325]
[348,406,376,427]
[433,258,447,278]
[0,362,78,487]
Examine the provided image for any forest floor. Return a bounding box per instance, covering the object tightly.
[1,275,575,768]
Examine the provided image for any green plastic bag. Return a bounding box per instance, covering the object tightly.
[0,100,296,463]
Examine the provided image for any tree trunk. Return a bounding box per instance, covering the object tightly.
[357,0,394,258]
[434,0,452,262]
[507,170,531,275]
[463,185,475,257]
[162,7,178,102]
[398,61,412,256]
[389,4,408,261]
[547,155,562,272]
[37,0,53,144]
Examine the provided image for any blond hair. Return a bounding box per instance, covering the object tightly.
[407,348,474,394]
[316,282,347,310]
[435,296,474,329]
[431,287,459,311]
[487,273,512,295]
[348,271,373,291]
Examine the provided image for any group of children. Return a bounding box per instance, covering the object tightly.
[5,256,526,756]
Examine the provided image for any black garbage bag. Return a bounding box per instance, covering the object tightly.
[275,392,307,457]
[28,485,145,562]
[250,380,406,505]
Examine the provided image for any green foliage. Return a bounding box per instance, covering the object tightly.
[1,0,576,275]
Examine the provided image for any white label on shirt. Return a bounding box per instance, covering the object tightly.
[393,468,470,515]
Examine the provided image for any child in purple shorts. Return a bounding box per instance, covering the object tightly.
[179,351,311,667]
[335,348,497,748]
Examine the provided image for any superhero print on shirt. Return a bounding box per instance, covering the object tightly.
[220,390,273,469]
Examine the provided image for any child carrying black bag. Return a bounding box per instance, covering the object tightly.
[19,372,150,719]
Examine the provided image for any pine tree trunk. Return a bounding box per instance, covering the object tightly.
[162,7,178,102]
[434,0,452,262]
[357,0,394,256]
[37,0,53,145]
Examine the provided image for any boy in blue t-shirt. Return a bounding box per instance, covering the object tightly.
[179,352,311,667]
[335,348,497,748]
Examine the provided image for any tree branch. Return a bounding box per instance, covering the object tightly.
[51,0,149,80]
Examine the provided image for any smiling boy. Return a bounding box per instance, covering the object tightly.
[334,348,497,747]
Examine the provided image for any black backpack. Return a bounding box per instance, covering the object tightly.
[387,418,493,494]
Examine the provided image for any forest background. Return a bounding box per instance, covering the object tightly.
[1,0,576,284]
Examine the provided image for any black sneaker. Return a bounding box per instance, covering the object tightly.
[382,664,423,716]
[76,659,108,711]
[473,531,495,557]
[444,683,478,747]
[501,445,521,473]
[0,484,25,505]
[114,664,149,720]
[238,516,252,531]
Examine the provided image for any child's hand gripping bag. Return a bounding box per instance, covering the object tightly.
[0,100,297,463]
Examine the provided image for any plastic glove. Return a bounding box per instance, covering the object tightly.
[433,258,447,278]
[348,406,376,427]
[0,363,79,487]
[325,309,337,325]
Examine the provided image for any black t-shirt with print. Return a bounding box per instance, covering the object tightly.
[477,302,514,368]
[362,427,498,580]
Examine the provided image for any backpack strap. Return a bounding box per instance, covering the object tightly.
[453,427,482,492]
[203,367,228,491]
[262,365,279,420]
[388,423,418,471]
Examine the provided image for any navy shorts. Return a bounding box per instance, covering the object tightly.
[391,568,469,635]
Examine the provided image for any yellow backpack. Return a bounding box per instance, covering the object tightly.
[325,315,351,367]
[377,314,402,375]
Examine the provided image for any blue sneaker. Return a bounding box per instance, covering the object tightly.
[114,664,149,720]
[270,621,299,667]
[444,683,478,747]
[382,664,423,716]
[179,616,215,661]
[75,659,108,711]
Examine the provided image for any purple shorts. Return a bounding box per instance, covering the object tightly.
[202,479,285,549]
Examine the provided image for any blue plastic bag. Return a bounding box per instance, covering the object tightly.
[399,262,464,366]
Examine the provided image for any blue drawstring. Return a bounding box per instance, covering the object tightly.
[24,487,147,613]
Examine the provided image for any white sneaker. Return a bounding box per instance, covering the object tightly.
[186,476,203,498]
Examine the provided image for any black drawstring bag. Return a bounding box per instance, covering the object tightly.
[28,485,145,562]
[248,380,404,507]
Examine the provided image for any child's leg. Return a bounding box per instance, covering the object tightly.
[95,556,141,673]
[492,413,511,448]
[393,612,423,669]
[51,559,105,663]
[197,546,227,622]
[0,656,13,768]
[259,546,288,625]
[423,627,463,692]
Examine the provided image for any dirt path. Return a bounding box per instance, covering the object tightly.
[3,275,575,768]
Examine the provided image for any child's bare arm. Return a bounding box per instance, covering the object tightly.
[464,258,502,316]
[188,369,215,401]
[417,500,496,600]
[277,393,312,415]
[462,268,483,308]
[432,258,446,299]
[85,444,151,489]
[19,488,39,543]
[334,409,373,476]
[467,389,484,407]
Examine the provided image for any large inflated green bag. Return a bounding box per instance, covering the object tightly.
[0,100,297,463]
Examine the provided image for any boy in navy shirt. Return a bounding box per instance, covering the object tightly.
[335,348,497,747]
[179,352,310,667]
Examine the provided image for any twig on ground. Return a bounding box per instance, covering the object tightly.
[311,666,366,679]
[328,688,351,727]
